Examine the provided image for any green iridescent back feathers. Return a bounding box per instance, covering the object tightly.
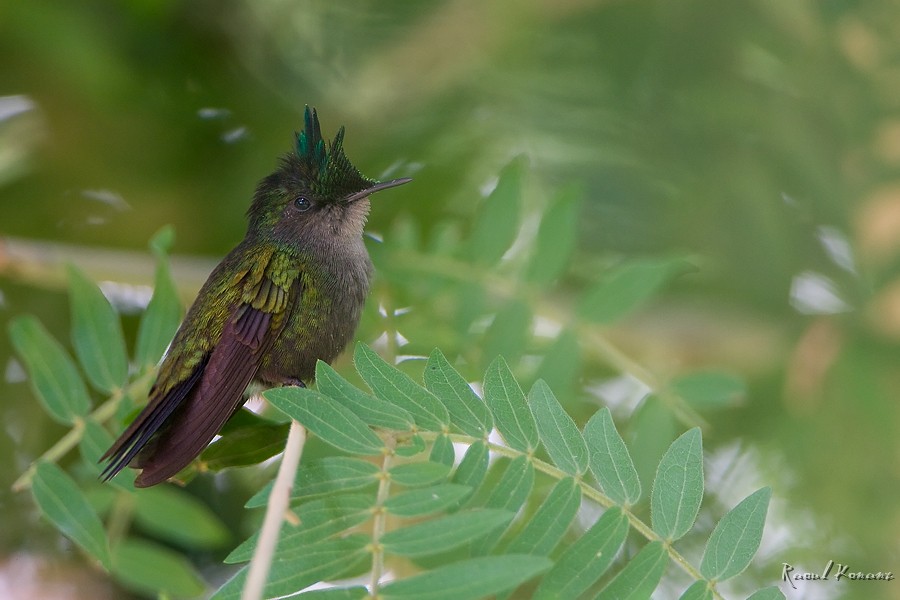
[295,106,374,200]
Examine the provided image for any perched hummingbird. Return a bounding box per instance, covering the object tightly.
[101,107,410,487]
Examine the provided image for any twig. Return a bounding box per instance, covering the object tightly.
[368,438,395,597]
[12,368,156,492]
[242,420,306,600]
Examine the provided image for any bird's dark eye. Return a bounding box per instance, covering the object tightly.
[294,196,312,212]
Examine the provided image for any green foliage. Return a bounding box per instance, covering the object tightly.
[31,461,111,569]
[700,487,772,582]
[483,356,538,453]
[134,226,183,369]
[527,380,589,477]
[67,264,129,394]
[584,408,642,506]
[8,316,92,425]
[651,428,705,542]
[16,330,779,598]
[109,538,206,599]
[579,257,695,324]
[8,190,781,598]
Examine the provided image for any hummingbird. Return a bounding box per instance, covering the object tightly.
[100,107,411,487]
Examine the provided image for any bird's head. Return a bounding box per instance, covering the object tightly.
[248,106,410,244]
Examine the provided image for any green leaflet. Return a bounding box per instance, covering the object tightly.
[264,386,385,456]
[679,581,714,600]
[354,343,449,431]
[227,494,374,563]
[8,316,92,425]
[584,407,641,505]
[533,507,629,600]
[527,380,589,476]
[429,433,455,466]
[132,486,231,550]
[525,184,581,284]
[595,541,668,600]
[135,226,183,369]
[700,487,771,581]
[110,538,205,598]
[316,360,414,431]
[651,428,704,541]
[211,535,370,600]
[379,555,551,600]
[503,477,580,557]
[32,461,110,569]
[466,156,524,266]
[483,356,537,453]
[423,349,492,437]
[246,457,379,507]
[67,264,128,394]
[381,509,514,557]
[384,484,473,517]
[390,461,452,487]
[579,257,694,324]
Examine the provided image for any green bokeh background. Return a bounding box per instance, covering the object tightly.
[2,0,899,598]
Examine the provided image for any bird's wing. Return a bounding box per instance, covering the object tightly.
[101,248,301,486]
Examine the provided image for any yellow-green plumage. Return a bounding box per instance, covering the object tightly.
[101,107,410,486]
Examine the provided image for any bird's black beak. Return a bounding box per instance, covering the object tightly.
[345,177,412,204]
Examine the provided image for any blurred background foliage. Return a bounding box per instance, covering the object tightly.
[1,0,899,598]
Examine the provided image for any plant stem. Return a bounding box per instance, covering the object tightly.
[369,438,395,597]
[12,369,156,492]
[243,420,306,600]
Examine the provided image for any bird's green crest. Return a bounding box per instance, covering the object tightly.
[295,106,374,200]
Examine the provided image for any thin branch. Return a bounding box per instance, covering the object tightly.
[368,438,395,597]
[12,368,156,492]
[243,420,306,600]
